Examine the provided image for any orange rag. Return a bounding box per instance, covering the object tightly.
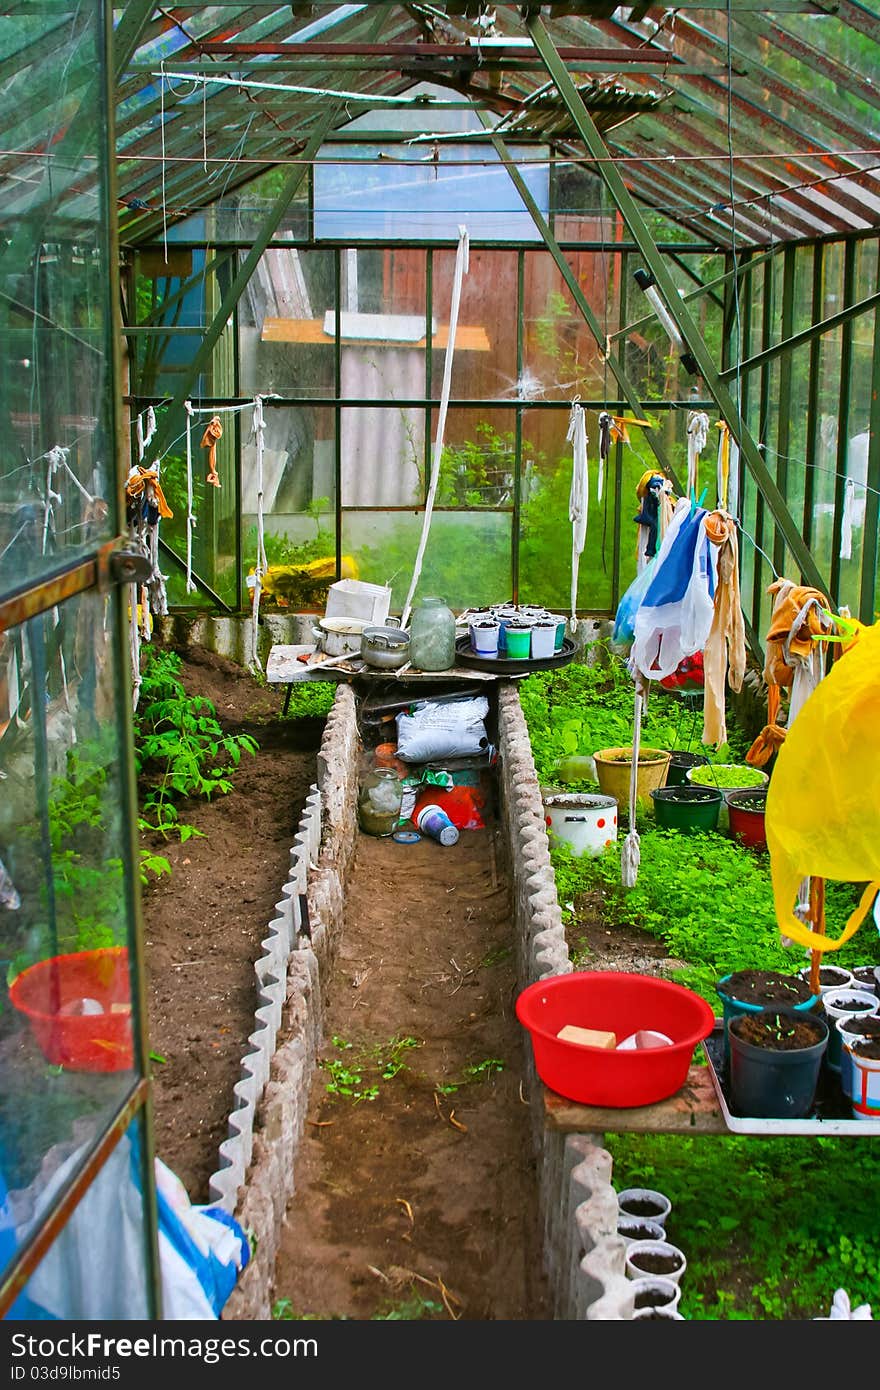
[125,466,173,519]
[763,578,830,686]
[746,682,787,767]
[200,415,223,488]
[701,510,745,746]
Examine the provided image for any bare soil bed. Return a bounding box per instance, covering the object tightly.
[140,650,674,1321]
[140,647,321,1201]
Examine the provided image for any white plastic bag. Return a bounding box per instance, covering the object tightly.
[396,695,490,763]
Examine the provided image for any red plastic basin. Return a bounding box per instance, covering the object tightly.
[9,947,134,1072]
[516,971,715,1107]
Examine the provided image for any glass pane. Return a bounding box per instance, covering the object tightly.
[0,590,143,1273]
[239,248,336,399]
[132,251,233,400]
[432,249,515,401]
[519,407,613,613]
[433,408,515,511]
[343,510,512,613]
[522,250,618,403]
[3,1113,153,1320]
[340,407,424,507]
[243,404,337,612]
[314,143,549,241]
[0,5,116,586]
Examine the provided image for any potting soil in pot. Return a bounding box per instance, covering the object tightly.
[719,969,813,1008]
[732,1012,825,1050]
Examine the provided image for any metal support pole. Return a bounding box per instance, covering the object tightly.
[525,13,828,599]
[774,247,796,577]
[481,113,684,494]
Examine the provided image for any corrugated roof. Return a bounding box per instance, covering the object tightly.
[5,4,879,248]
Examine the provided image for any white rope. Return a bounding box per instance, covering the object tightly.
[401,224,469,630]
[621,682,644,889]
[566,400,588,623]
[840,476,856,560]
[249,395,268,671]
[184,400,196,594]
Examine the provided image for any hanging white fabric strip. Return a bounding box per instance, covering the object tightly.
[566,400,588,622]
[401,224,469,630]
[184,401,196,594]
[249,396,268,671]
[840,477,856,560]
[686,410,709,498]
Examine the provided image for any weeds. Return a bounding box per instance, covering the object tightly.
[434,1057,505,1095]
[321,1035,422,1103]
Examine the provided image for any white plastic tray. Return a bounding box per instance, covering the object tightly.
[703,1026,880,1136]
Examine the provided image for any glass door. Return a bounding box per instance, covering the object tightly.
[0,2,160,1318]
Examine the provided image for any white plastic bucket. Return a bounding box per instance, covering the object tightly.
[543,793,618,857]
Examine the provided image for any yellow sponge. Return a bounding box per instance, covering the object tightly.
[556,1024,617,1049]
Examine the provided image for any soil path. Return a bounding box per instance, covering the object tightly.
[272,817,551,1322]
[140,648,320,1201]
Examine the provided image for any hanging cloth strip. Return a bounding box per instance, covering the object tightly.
[184,401,197,594]
[633,468,670,571]
[701,510,746,747]
[746,577,832,772]
[401,225,469,630]
[597,411,612,503]
[201,415,223,488]
[566,400,589,622]
[715,421,731,511]
[686,410,709,500]
[249,396,269,672]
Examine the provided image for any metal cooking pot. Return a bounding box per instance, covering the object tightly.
[313,616,370,657]
[360,625,411,670]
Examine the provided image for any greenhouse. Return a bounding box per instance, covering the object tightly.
[1,1,879,1329]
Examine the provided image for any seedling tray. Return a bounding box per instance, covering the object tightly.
[454,635,575,674]
[703,1024,880,1135]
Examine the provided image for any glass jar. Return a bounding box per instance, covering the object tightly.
[410,596,456,671]
[358,768,404,837]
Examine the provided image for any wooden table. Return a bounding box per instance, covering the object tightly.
[266,642,509,713]
[542,1063,727,1136]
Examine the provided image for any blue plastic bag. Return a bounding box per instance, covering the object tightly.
[613,555,657,645]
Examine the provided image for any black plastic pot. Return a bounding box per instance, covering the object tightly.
[665,751,709,788]
[651,784,722,834]
[728,1006,829,1118]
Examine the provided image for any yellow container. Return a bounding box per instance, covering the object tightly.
[593,746,671,815]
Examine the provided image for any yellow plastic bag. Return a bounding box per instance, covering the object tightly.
[766,618,880,952]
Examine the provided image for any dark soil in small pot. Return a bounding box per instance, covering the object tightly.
[823,994,877,1014]
[731,1011,826,1051]
[852,1038,880,1060]
[719,969,813,1008]
[843,1016,880,1040]
[816,966,853,988]
[634,1288,676,1310]
[629,1251,684,1277]
[622,1198,666,1219]
[851,967,878,992]
[619,1220,664,1242]
[725,790,767,813]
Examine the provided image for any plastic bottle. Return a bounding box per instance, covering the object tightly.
[415,803,459,846]
[410,596,456,671]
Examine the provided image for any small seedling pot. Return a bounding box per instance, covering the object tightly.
[617,1187,672,1228]
[624,1239,687,1285]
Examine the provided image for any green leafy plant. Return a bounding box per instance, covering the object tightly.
[282,682,336,720]
[434,1056,505,1095]
[688,764,768,790]
[321,1034,422,1102]
[135,646,258,839]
